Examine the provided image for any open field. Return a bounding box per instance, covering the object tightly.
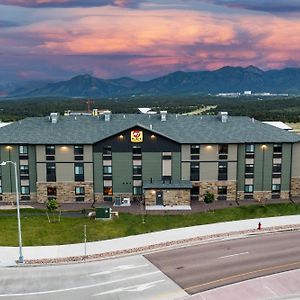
[0,203,299,246]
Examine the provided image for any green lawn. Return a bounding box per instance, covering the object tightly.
[0,203,299,246]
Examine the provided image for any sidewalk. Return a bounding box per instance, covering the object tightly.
[0,215,299,266]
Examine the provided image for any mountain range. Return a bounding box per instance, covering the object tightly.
[3,66,300,98]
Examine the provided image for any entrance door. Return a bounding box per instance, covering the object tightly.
[156,190,164,205]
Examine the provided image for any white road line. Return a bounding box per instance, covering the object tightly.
[218,252,249,259]
[264,285,278,297]
[92,280,165,296]
[0,271,161,297]
[89,263,149,276]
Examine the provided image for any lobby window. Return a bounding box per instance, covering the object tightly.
[190,162,199,181]
[46,145,55,155]
[272,184,281,193]
[244,184,254,193]
[218,162,228,180]
[74,163,84,181]
[191,186,199,201]
[47,186,57,198]
[217,186,227,200]
[74,145,84,155]
[46,163,56,182]
[190,145,200,160]
[21,186,30,195]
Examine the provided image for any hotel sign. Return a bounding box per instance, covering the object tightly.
[131,130,143,143]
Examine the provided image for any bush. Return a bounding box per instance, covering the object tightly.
[204,191,215,204]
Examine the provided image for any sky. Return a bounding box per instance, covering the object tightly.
[1,0,300,82]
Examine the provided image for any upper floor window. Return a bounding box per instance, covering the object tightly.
[245,184,254,193]
[245,144,255,153]
[46,162,56,182]
[20,165,29,175]
[245,164,254,174]
[273,144,282,153]
[219,144,228,154]
[191,145,200,155]
[132,146,142,155]
[21,186,30,195]
[19,145,28,155]
[74,163,84,181]
[74,145,84,155]
[103,166,112,175]
[272,184,281,193]
[46,145,55,155]
[103,146,112,155]
[218,162,228,180]
[190,162,199,181]
[75,186,85,195]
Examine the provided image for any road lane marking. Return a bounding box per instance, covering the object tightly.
[89,263,149,276]
[264,285,278,297]
[0,271,161,297]
[184,260,300,292]
[92,280,165,296]
[218,252,249,259]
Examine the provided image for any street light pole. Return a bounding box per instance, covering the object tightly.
[1,160,24,263]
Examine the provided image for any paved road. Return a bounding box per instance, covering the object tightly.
[145,230,300,294]
[0,255,187,300]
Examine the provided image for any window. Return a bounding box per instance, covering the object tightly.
[218,186,227,195]
[219,144,228,154]
[132,146,142,155]
[103,146,112,155]
[103,166,112,175]
[244,185,254,193]
[245,164,254,174]
[218,162,228,180]
[46,145,55,155]
[20,165,29,175]
[273,144,282,153]
[75,186,85,195]
[0,186,2,194]
[46,163,56,182]
[272,184,281,192]
[74,163,84,181]
[104,186,113,196]
[19,145,28,155]
[272,164,282,173]
[162,153,172,160]
[47,186,57,196]
[191,145,200,155]
[245,144,255,153]
[190,162,199,181]
[21,186,30,195]
[133,165,142,175]
[74,145,84,155]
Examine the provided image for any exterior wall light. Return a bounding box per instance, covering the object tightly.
[261,144,267,149]
[206,145,212,150]
[151,190,156,195]
[61,146,68,151]
[119,134,124,139]
[6,145,12,150]
[150,134,156,139]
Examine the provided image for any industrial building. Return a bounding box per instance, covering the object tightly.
[0,111,299,209]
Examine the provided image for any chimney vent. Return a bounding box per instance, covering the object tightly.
[103,110,111,121]
[218,111,228,123]
[160,111,167,122]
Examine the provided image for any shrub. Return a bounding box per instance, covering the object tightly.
[204,191,215,204]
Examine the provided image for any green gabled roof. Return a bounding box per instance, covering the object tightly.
[0,114,299,144]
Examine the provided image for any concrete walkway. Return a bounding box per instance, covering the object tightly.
[0,215,300,267]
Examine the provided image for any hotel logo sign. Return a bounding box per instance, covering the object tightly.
[131,130,143,143]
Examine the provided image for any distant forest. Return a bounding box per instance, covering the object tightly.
[1,95,300,122]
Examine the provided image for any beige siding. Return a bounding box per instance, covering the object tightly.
[84,145,93,161]
[200,162,218,180]
[181,162,190,180]
[201,145,218,161]
[36,145,45,162]
[292,143,300,177]
[36,163,46,181]
[228,144,238,160]
[228,162,237,180]
[162,159,172,176]
[84,163,94,181]
[181,145,190,160]
[56,163,74,181]
[56,146,73,162]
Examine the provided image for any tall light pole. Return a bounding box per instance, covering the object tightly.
[0,160,24,263]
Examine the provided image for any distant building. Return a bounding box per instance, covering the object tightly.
[244,91,252,95]
[0,112,299,209]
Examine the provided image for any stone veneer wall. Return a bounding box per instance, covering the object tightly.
[291,178,300,198]
[144,189,190,206]
[2,192,37,203]
[36,182,94,203]
[94,193,132,203]
[196,181,237,201]
[253,191,272,202]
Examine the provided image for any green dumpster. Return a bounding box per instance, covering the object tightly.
[95,207,111,219]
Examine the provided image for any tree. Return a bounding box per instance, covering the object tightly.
[46,198,60,223]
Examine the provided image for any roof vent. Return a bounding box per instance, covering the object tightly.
[150,124,153,130]
[103,110,111,122]
[218,111,228,123]
[160,111,167,122]
[49,112,59,124]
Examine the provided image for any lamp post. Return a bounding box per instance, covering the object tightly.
[0,161,24,263]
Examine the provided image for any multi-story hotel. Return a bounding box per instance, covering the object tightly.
[0,111,299,209]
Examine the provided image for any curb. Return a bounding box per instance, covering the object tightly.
[22,224,300,266]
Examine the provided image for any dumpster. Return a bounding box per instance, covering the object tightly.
[95,207,111,219]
